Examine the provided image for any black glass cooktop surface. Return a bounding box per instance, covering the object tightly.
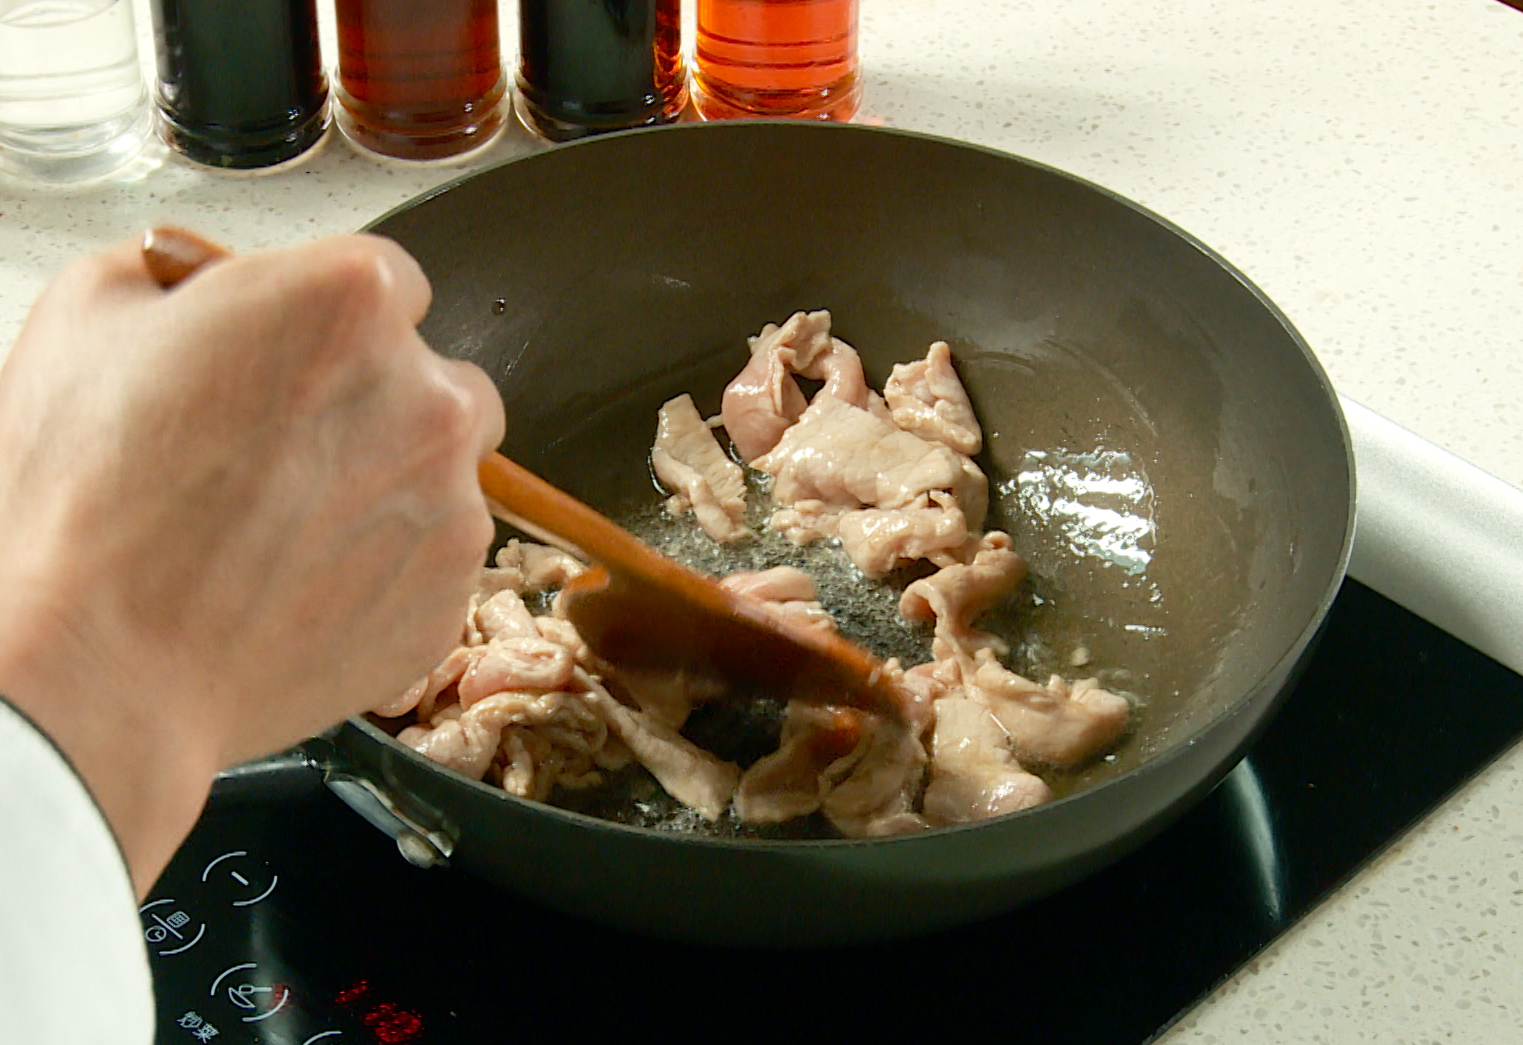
[144,579,1523,1045]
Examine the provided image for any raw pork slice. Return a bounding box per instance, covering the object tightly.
[836,492,972,578]
[899,530,1027,666]
[968,651,1130,766]
[884,341,982,455]
[651,393,749,543]
[820,715,929,837]
[753,392,987,527]
[921,697,1050,824]
[579,673,740,821]
[734,703,862,824]
[719,565,837,633]
[719,311,826,461]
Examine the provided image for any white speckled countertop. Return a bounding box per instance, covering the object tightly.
[3,1,1521,1040]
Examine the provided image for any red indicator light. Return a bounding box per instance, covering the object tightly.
[362,1001,424,1044]
[335,980,372,1006]
[334,978,424,1043]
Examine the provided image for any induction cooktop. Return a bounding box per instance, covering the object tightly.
[142,578,1523,1045]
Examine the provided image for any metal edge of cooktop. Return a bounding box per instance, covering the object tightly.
[1340,395,1523,676]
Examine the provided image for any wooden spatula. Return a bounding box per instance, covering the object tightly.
[140,226,902,719]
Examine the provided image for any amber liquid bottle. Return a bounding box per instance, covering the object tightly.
[334,0,505,160]
[515,0,686,142]
[694,0,861,121]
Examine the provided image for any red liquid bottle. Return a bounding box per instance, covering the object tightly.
[334,0,505,160]
[694,0,861,121]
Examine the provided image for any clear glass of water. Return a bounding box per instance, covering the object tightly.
[0,0,150,183]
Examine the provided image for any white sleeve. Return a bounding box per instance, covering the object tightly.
[0,698,155,1044]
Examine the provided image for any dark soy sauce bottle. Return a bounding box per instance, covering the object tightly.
[150,0,328,169]
[515,0,686,142]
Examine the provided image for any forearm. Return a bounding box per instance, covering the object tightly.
[0,647,217,899]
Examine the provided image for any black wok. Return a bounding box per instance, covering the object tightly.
[314,121,1353,945]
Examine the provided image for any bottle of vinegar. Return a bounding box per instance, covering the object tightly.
[694,0,861,121]
[334,0,505,160]
[515,0,686,142]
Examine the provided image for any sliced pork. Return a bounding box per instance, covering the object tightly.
[533,616,596,670]
[718,564,816,602]
[651,393,749,543]
[475,589,540,641]
[836,491,973,578]
[579,673,740,821]
[883,657,955,736]
[819,715,930,838]
[479,538,587,598]
[719,566,837,633]
[400,690,622,798]
[767,499,846,546]
[753,392,986,525]
[610,668,724,730]
[719,311,826,461]
[457,636,575,709]
[899,530,1028,666]
[397,716,497,781]
[374,645,475,719]
[884,341,982,456]
[921,697,1050,825]
[734,703,862,824]
[968,651,1130,766]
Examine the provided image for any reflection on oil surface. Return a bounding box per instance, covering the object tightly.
[1008,448,1157,577]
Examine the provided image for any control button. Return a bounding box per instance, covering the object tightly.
[174,1010,222,1041]
[209,961,291,1024]
[200,850,279,906]
[139,898,206,957]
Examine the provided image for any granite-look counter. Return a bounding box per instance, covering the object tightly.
[1,1,1519,1040]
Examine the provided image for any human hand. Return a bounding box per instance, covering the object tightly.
[0,232,505,894]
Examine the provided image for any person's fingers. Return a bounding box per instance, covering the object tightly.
[364,235,434,327]
[281,233,433,327]
[436,355,507,460]
[40,234,179,308]
[139,231,434,328]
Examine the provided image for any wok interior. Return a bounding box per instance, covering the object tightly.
[369,122,1350,807]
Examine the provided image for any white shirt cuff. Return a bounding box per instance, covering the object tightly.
[0,697,154,1044]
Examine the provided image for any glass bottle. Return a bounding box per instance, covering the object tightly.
[334,0,505,161]
[515,0,686,142]
[0,0,151,182]
[150,0,328,169]
[694,0,861,122]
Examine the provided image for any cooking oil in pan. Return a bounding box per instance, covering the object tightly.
[543,459,1145,832]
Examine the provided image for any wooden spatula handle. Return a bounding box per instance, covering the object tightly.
[141,226,230,286]
[477,452,707,585]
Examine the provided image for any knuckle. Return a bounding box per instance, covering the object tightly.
[419,372,479,457]
[52,252,120,303]
[319,242,392,314]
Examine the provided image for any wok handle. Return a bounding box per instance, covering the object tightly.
[306,731,460,870]
[323,772,456,870]
[209,742,458,869]
[207,748,324,806]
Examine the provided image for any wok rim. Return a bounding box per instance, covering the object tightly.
[349,119,1358,851]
